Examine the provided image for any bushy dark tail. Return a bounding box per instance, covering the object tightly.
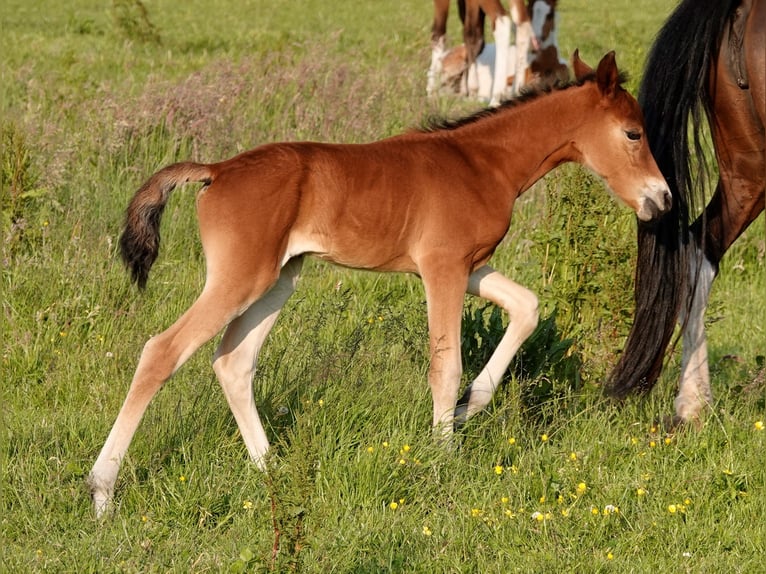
[605,0,737,398]
[120,162,213,289]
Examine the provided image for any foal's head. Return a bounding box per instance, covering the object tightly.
[572,51,671,222]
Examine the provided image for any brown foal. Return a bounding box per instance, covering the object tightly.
[90,51,670,517]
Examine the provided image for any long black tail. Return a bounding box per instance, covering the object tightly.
[119,162,213,289]
[605,0,737,397]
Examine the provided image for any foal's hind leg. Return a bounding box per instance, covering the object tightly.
[212,257,303,470]
[455,265,539,424]
[89,278,276,517]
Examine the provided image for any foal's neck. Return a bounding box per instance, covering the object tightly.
[459,85,592,194]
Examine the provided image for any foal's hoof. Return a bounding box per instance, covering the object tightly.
[87,474,113,519]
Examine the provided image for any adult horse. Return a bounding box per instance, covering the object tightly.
[427,0,538,103]
[606,0,765,423]
[89,52,671,517]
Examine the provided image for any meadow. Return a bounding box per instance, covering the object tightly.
[2,0,764,572]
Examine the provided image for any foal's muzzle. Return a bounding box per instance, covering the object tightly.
[637,181,672,222]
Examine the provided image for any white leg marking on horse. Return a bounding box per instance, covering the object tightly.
[511,20,533,95]
[456,265,539,422]
[427,36,447,97]
[676,251,716,421]
[491,15,512,105]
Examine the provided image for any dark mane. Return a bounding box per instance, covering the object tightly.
[419,71,629,133]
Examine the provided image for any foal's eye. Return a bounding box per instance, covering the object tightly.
[625,129,642,141]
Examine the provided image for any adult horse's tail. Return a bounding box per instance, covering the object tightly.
[605,0,738,398]
[120,162,213,289]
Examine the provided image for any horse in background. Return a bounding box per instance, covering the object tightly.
[432,1,566,101]
[89,52,671,517]
[427,0,539,104]
[606,0,764,424]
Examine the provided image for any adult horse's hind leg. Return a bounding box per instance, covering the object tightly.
[212,257,303,470]
[455,265,539,424]
[89,274,279,517]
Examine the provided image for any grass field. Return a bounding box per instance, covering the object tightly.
[2,1,765,572]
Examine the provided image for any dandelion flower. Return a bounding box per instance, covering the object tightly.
[607,552,614,560]
[684,497,692,506]
[471,508,482,517]
[649,440,657,448]
[508,437,516,446]
[242,500,253,510]
[591,507,600,516]
[401,444,411,453]
[569,452,577,461]
[539,496,546,504]
[576,482,587,495]
[531,511,544,522]
[366,446,374,454]
[636,487,646,497]
[422,525,432,536]
[755,421,764,431]
[178,475,186,483]
[668,504,677,514]
[501,496,509,505]
[541,434,549,442]
[389,501,399,510]
[664,437,672,445]
[382,442,389,448]
[494,465,504,475]
[561,509,570,517]
[399,458,407,465]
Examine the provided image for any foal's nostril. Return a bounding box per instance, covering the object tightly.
[663,189,673,210]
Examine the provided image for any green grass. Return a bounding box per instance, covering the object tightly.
[2,0,764,572]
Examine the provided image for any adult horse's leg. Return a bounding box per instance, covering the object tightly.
[89,275,276,517]
[455,265,539,423]
[212,257,303,469]
[674,245,715,421]
[674,11,766,422]
[420,260,471,439]
[428,0,451,97]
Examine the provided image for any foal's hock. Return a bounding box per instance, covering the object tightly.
[89,51,670,517]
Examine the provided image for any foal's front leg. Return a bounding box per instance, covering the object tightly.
[420,263,470,440]
[455,265,539,424]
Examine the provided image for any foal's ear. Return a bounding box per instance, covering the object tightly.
[571,49,593,80]
[596,51,620,99]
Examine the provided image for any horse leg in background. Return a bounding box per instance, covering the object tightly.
[428,0,451,97]
[490,13,511,104]
[89,276,275,517]
[212,257,303,469]
[509,0,534,95]
[455,265,539,424]
[420,260,471,440]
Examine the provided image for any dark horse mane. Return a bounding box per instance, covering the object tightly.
[605,0,740,398]
[420,70,629,133]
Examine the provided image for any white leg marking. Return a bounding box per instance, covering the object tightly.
[491,15,512,105]
[676,251,716,421]
[427,36,447,97]
[511,21,533,95]
[212,258,302,469]
[456,265,539,422]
